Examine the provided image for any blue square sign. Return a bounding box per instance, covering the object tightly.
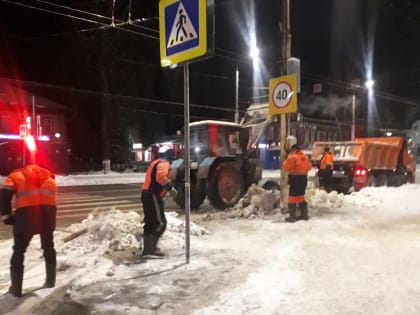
[159,0,211,67]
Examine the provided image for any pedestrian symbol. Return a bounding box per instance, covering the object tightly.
[167,2,198,48]
[159,0,214,67]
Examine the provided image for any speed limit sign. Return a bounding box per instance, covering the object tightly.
[269,74,297,115]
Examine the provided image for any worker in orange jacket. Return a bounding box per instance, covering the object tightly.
[0,165,57,297]
[141,146,177,257]
[282,144,312,222]
[318,146,334,192]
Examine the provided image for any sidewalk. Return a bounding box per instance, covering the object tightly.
[53,170,284,187]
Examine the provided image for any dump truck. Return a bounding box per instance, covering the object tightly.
[312,137,416,193]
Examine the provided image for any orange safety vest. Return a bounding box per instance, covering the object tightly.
[142,159,173,195]
[2,165,57,209]
[282,150,312,175]
[319,152,334,170]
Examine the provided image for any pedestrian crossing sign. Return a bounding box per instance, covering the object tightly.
[159,0,214,67]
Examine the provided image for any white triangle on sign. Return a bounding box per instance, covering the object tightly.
[167,2,198,48]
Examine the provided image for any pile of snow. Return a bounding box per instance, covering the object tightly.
[306,189,346,209]
[54,208,209,269]
[199,181,413,221]
[201,184,282,220]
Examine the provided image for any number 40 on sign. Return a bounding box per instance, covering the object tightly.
[269,74,297,115]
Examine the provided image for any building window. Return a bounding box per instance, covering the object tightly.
[41,118,53,136]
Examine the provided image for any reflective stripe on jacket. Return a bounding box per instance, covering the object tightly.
[142,159,173,195]
[1,165,57,209]
[319,152,334,170]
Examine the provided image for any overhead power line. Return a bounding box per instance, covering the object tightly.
[1,1,417,110]
[32,0,159,34]
[0,0,159,40]
[302,72,420,108]
[0,77,238,114]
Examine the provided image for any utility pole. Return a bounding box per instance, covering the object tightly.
[279,0,291,209]
[234,65,239,123]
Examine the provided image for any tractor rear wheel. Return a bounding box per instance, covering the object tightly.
[207,162,244,210]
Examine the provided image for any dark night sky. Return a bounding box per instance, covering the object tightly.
[0,0,419,160]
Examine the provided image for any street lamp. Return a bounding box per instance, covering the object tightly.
[234,46,260,123]
[365,79,375,89]
[350,79,375,139]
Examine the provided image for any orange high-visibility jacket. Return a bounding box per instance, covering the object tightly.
[142,159,173,195]
[319,151,334,170]
[282,150,312,175]
[1,165,57,209]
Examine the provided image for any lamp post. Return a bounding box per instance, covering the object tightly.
[234,66,239,123]
[365,79,375,137]
[351,93,356,140]
[350,79,375,139]
[234,45,260,124]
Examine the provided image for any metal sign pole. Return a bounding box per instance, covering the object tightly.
[183,61,191,264]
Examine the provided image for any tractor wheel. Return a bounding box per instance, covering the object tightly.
[207,162,244,210]
[173,184,205,210]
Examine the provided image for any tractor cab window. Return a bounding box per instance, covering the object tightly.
[228,131,242,154]
[216,127,242,155]
[190,127,210,161]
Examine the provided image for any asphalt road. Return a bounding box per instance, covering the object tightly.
[0,183,183,240]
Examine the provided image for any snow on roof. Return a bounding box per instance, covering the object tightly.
[190,120,241,128]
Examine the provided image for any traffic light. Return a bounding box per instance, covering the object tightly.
[25,135,36,152]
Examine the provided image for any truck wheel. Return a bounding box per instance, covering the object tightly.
[376,174,388,187]
[367,175,377,187]
[405,172,414,184]
[174,184,205,210]
[207,162,244,210]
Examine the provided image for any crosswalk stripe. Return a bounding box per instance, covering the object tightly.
[58,200,137,208]
[57,208,142,219]
[58,204,142,214]
[58,195,139,202]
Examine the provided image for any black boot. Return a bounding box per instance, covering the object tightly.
[8,268,23,297]
[142,234,164,257]
[151,235,164,257]
[141,234,154,256]
[43,262,56,288]
[285,203,297,223]
[298,201,309,220]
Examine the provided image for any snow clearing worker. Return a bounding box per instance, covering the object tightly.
[141,146,177,257]
[282,144,312,222]
[0,164,57,297]
[318,146,334,192]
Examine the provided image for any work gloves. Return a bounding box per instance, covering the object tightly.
[1,214,14,225]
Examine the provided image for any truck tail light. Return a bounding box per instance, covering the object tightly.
[354,166,367,176]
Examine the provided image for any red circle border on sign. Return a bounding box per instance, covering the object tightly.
[271,81,293,109]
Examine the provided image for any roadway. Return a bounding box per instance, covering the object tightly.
[0,183,182,240]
